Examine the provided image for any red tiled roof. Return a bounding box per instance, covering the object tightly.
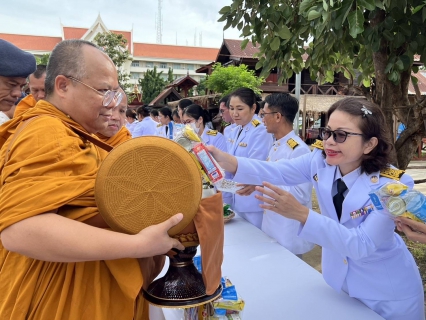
[63,27,87,40]
[0,33,61,51]
[133,43,218,61]
[223,39,260,58]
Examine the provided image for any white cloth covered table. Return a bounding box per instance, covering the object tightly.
[153,215,384,320]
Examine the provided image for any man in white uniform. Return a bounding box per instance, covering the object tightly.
[261,93,314,257]
[132,105,157,137]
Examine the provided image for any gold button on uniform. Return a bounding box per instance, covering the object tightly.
[343,259,348,264]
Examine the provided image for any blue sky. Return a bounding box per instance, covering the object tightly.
[0,0,241,48]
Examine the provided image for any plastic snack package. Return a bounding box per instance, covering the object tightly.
[369,181,426,222]
[215,179,244,194]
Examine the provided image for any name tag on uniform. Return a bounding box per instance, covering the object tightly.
[350,204,374,219]
[239,142,247,147]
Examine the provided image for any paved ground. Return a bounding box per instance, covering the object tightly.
[302,159,426,273]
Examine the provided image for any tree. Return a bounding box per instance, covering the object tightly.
[35,53,50,65]
[219,0,426,169]
[93,32,132,92]
[138,66,166,104]
[196,77,208,95]
[167,68,174,83]
[206,63,264,95]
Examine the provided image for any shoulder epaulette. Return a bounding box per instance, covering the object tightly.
[223,122,231,128]
[380,168,405,181]
[311,139,323,150]
[206,130,218,136]
[156,123,162,127]
[287,138,299,149]
[251,119,261,127]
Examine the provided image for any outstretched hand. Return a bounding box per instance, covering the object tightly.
[255,181,309,224]
[133,213,185,258]
[395,216,426,244]
[205,145,238,174]
[236,184,257,196]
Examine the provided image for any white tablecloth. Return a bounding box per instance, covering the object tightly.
[153,215,384,320]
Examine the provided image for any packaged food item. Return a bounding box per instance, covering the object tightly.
[369,181,426,222]
[223,204,235,223]
[192,143,224,184]
[215,179,244,194]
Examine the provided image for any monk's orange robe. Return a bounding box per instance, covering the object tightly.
[96,126,132,147]
[13,93,37,117]
[0,100,148,319]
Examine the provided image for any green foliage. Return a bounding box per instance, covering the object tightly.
[218,0,426,86]
[93,32,132,91]
[205,63,264,95]
[196,77,208,95]
[35,53,50,65]
[167,68,174,83]
[138,66,166,104]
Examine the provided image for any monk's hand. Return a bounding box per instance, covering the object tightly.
[236,184,257,196]
[134,213,185,257]
[395,216,426,244]
[205,145,238,174]
[255,181,309,224]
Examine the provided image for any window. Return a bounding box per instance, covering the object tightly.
[130,72,139,79]
[160,63,167,69]
[131,61,140,67]
[173,63,181,69]
[186,64,194,70]
[146,62,153,68]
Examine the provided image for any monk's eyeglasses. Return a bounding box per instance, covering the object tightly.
[66,76,123,107]
[320,128,364,143]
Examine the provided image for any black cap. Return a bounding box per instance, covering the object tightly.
[0,39,36,78]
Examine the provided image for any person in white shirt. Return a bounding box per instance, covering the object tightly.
[132,105,158,137]
[181,104,227,153]
[125,109,138,136]
[156,107,174,139]
[259,93,314,257]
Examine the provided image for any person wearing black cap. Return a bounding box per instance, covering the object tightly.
[0,39,36,111]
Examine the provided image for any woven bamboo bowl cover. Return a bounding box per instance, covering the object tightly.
[95,136,202,236]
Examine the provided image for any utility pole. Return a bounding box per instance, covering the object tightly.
[156,0,163,44]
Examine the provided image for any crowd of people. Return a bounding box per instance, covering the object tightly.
[0,36,426,320]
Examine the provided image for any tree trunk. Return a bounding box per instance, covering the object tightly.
[371,10,425,171]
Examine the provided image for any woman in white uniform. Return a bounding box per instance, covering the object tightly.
[207,97,424,320]
[181,104,227,152]
[226,88,273,229]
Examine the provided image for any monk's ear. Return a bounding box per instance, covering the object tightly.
[55,75,70,98]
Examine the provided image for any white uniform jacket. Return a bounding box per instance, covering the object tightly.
[132,117,158,137]
[228,117,273,214]
[201,129,227,153]
[223,123,237,153]
[125,121,138,136]
[233,148,423,303]
[155,121,175,139]
[262,131,315,255]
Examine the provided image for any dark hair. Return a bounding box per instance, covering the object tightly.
[159,107,172,120]
[229,87,260,110]
[325,97,394,174]
[126,109,137,119]
[178,99,193,110]
[258,100,266,109]
[31,65,46,79]
[150,109,159,117]
[45,39,100,96]
[137,105,151,118]
[219,94,230,107]
[183,104,211,125]
[172,109,180,119]
[265,93,299,124]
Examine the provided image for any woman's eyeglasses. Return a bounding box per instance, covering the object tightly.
[320,128,364,143]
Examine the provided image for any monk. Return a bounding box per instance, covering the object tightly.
[0,39,184,320]
[0,39,36,111]
[95,87,131,146]
[14,65,46,117]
